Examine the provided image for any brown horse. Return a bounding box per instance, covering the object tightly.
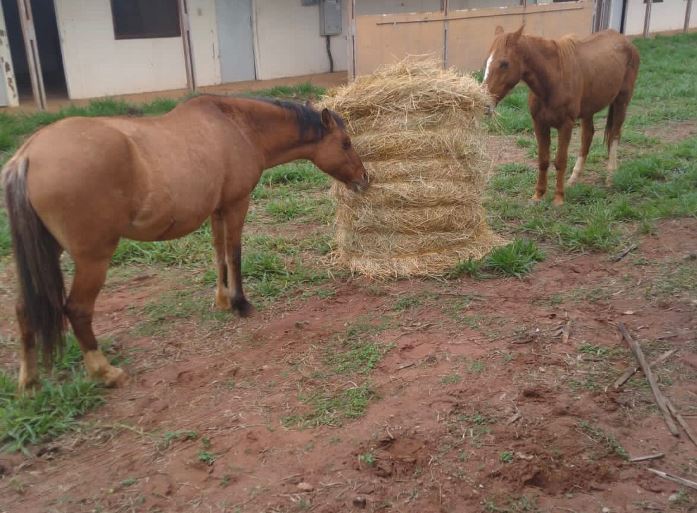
[484,26,640,205]
[3,95,368,392]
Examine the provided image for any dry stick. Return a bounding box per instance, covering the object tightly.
[665,399,697,448]
[612,243,638,262]
[629,453,664,463]
[561,318,572,344]
[647,469,697,491]
[617,323,680,436]
[613,348,678,390]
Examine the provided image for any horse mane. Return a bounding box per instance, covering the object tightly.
[554,35,578,78]
[189,94,345,143]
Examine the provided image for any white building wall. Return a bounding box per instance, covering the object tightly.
[54,0,220,99]
[54,0,187,99]
[624,0,691,35]
[253,0,348,80]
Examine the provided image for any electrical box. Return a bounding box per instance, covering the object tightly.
[319,0,342,36]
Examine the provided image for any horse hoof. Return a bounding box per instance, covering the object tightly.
[103,366,128,388]
[529,195,543,204]
[552,197,564,207]
[232,297,255,318]
[215,294,231,311]
[17,379,40,396]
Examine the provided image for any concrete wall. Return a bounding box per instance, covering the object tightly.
[354,1,594,76]
[54,0,221,99]
[54,0,188,98]
[253,0,348,79]
[624,0,695,35]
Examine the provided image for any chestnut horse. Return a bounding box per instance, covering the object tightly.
[3,95,368,392]
[484,26,640,205]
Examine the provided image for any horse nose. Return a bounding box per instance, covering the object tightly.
[484,105,494,117]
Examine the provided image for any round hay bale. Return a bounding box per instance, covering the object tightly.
[320,58,504,278]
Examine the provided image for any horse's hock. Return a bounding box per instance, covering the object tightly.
[320,58,505,277]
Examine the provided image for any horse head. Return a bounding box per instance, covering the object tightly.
[484,25,525,108]
[311,107,369,192]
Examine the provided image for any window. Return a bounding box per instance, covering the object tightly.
[111,0,181,40]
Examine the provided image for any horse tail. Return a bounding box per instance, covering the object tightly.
[3,158,66,368]
[604,103,615,152]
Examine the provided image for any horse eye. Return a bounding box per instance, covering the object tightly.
[342,140,351,150]
[500,61,509,69]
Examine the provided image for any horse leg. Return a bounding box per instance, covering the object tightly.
[223,197,253,317]
[553,123,574,206]
[65,255,127,387]
[606,93,630,185]
[16,302,39,393]
[567,117,594,186]
[211,211,230,310]
[532,119,551,202]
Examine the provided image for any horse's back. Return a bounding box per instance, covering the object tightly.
[574,30,639,116]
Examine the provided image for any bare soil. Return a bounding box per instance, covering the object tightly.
[1,217,696,513]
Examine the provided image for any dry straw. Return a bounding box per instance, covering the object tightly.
[320,57,504,277]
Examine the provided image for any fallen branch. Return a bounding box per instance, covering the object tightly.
[647,468,697,491]
[616,323,679,436]
[612,244,638,262]
[613,348,678,390]
[629,453,664,463]
[665,398,697,448]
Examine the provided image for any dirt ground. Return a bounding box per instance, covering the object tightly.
[0,208,696,512]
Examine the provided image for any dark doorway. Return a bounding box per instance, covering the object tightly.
[3,0,68,104]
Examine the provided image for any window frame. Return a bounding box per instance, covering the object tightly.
[110,0,182,41]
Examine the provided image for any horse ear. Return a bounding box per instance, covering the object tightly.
[321,108,336,129]
[510,24,524,44]
[494,25,504,36]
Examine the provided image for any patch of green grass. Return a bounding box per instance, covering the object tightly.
[578,344,622,359]
[197,450,216,465]
[441,374,462,385]
[393,295,423,311]
[159,430,199,450]
[487,85,533,134]
[121,477,138,487]
[484,495,541,513]
[578,420,628,460]
[283,384,376,428]
[248,82,326,100]
[329,341,386,375]
[259,161,328,188]
[112,224,212,266]
[136,288,227,336]
[449,239,544,279]
[645,257,697,302]
[0,335,107,452]
[499,451,514,463]
[358,452,376,466]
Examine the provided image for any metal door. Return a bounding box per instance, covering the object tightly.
[216,0,256,83]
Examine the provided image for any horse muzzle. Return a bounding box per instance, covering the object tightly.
[349,173,370,193]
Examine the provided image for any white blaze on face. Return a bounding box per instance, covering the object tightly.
[483,53,494,82]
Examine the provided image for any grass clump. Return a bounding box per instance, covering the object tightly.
[283,384,376,428]
[0,335,106,452]
[450,239,544,279]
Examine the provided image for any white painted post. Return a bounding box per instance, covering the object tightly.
[16,0,46,110]
[178,0,196,92]
[643,0,652,38]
